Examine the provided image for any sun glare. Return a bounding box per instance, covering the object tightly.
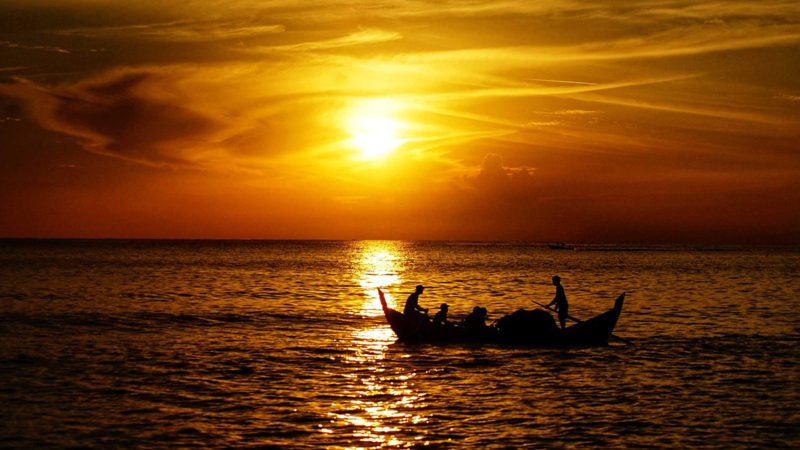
[356,241,404,315]
[346,99,405,160]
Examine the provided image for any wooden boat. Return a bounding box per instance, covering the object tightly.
[378,289,625,347]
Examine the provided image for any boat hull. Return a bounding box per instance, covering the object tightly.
[378,289,625,347]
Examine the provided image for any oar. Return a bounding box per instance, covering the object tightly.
[532,300,634,345]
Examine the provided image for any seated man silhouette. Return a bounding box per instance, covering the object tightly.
[432,303,449,326]
[403,285,428,320]
[462,306,488,333]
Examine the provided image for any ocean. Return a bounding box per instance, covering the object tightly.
[1,240,798,448]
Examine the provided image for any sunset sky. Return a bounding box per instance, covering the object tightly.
[1,1,799,243]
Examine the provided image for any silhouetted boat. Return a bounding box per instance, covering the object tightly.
[547,242,575,250]
[378,289,625,347]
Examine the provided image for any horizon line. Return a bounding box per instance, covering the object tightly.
[1,237,797,248]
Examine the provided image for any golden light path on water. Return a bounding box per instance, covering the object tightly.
[356,241,404,315]
[322,241,430,447]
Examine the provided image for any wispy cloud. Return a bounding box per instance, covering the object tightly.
[0,66,31,72]
[55,20,285,42]
[399,26,800,67]
[253,28,402,53]
[0,40,70,54]
[415,73,700,102]
[525,78,598,86]
[573,91,798,127]
[573,26,800,61]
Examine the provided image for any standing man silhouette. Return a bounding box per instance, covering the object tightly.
[547,276,569,330]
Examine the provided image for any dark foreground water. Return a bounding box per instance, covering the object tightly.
[1,240,798,448]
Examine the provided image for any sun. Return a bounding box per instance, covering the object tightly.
[346,99,405,160]
[351,116,402,160]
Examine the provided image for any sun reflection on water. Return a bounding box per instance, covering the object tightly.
[355,241,405,315]
[327,327,429,447]
[323,242,429,447]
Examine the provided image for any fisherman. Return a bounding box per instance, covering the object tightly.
[547,275,569,330]
[432,303,449,326]
[463,306,488,332]
[403,285,428,319]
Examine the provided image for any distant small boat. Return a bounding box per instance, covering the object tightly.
[378,289,625,347]
[547,242,575,250]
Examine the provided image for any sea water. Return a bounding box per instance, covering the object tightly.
[0,240,798,448]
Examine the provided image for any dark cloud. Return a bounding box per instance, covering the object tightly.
[0,66,350,169]
[0,70,230,166]
[471,153,536,199]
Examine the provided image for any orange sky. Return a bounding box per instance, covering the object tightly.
[1,1,799,243]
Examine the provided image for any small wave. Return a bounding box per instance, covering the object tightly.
[452,358,504,368]
[0,293,29,301]
[1,310,348,332]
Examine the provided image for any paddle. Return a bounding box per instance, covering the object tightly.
[532,300,634,345]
